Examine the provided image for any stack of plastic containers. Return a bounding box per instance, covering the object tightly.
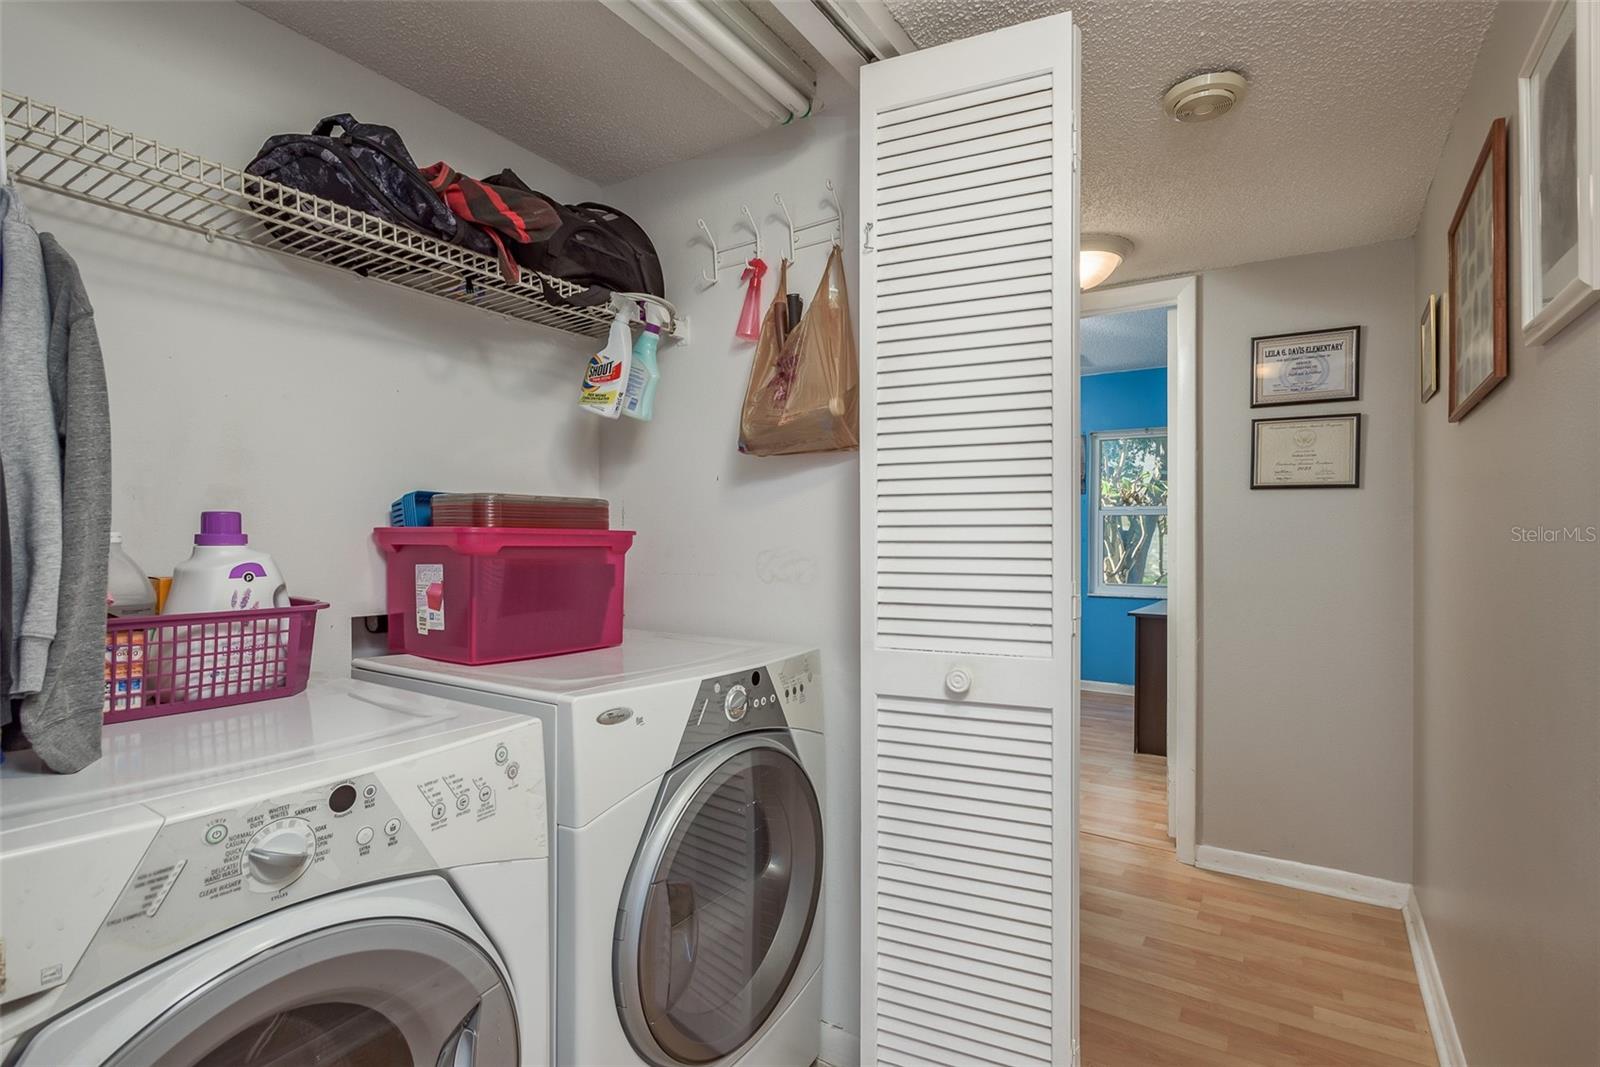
[373,493,632,665]
[429,493,610,529]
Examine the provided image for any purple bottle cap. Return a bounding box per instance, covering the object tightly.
[196,511,248,546]
[643,322,661,335]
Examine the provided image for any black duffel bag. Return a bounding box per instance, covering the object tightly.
[246,114,494,257]
[486,170,664,306]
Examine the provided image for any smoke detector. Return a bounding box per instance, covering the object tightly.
[1163,71,1248,122]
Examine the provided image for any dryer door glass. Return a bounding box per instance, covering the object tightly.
[100,919,518,1067]
[619,738,823,1065]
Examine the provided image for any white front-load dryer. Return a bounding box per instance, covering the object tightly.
[0,677,552,1067]
[354,631,825,1067]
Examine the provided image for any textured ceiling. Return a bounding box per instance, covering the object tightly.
[884,0,1496,281]
[246,0,770,184]
[1081,307,1168,374]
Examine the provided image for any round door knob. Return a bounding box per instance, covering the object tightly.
[944,667,972,696]
[244,817,316,889]
[724,684,749,722]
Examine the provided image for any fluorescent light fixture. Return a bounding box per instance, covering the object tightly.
[810,0,916,62]
[1080,234,1134,290]
[605,0,818,126]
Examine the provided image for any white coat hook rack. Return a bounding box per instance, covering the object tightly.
[696,205,762,285]
[773,179,843,261]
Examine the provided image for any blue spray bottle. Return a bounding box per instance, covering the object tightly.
[622,309,662,421]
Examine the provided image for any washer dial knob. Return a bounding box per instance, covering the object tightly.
[244,817,316,889]
[724,684,749,722]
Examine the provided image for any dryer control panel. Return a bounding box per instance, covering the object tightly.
[69,719,545,1002]
[673,650,821,762]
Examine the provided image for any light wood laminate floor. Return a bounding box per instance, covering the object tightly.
[1079,690,1437,1066]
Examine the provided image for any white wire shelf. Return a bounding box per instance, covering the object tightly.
[2,92,677,339]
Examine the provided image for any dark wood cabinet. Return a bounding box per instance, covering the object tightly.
[1130,602,1167,756]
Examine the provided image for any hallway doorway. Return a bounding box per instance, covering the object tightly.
[1079,277,1197,857]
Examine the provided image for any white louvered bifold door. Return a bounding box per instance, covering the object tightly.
[859,13,1080,1067]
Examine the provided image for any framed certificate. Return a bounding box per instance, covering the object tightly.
[1517,0,1599,346]
[1420,294,1440,402]
[1250,326,1360,407]
[1251,414,1361,489]
[1449,119,1510,422]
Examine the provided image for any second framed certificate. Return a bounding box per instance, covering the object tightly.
[1251,414,1361,489]
[1250,326,1360,406]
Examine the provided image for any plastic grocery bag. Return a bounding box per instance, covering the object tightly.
[738,245,859,456]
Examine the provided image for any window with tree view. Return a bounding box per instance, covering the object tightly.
[1091,429,1168,596]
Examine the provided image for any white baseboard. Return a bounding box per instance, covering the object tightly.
[818,1021,859,1067]
[1080,680,1135,696]
[1194,845,1410,908]
[1403,888,1467,1067]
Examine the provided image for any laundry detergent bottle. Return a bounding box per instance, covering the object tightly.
[106,533,157,617]
[622,319,662,421]
[164,511,289,615]
[162,512,290,700]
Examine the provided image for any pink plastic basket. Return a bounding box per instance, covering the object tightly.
[103,598,328,724]
[373,526,634,665]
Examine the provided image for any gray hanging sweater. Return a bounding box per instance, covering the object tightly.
[19,234,111,773]
[0,185,62,699]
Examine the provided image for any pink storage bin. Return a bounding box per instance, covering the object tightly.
[105,598,328,724]
[373,526,635,665]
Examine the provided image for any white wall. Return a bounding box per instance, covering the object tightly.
[1411,2,1600,1061]
[1,1,604,671]
[1196,239,1416,881]
[6,0,864,1042]
[598,98,862,1047]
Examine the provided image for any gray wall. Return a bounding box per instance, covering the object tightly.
[1412,2,1600,1062]
[1198,239,1417,881]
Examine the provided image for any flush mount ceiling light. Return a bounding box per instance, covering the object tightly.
[605,0,818,126]
[1080,234,1134,290]
[1163,70,1248,122]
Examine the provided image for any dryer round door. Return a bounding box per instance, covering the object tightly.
[99,918,516,1067]
[615,733,823,1066]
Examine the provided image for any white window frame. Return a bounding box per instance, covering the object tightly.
[1089,427,1169,598]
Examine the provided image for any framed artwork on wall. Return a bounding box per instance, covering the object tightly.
[1250,414,1360,489]
[1448,118,1510,422]
[1420,294,1439,402]
[1249,326,1360,407]
[1517,0,1599,345]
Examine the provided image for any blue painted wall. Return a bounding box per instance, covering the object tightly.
[1080,368,1167,685]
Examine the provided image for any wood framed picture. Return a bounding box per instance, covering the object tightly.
[1250,326,1360,407]
[1420,293,1439,402]
[1251,413,1360,489]
[1517,0,1599,345]
[1448,118,1510,422]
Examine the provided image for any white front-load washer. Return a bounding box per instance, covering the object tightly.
[353,631,825,1067]
[0,676,552,1067]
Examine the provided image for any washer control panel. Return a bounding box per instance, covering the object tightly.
[674,651,820,761]
[84,722,545,975]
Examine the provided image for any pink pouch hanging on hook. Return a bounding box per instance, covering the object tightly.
[736,257,768,341]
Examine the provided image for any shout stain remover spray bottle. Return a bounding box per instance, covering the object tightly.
[580,309,633,418]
